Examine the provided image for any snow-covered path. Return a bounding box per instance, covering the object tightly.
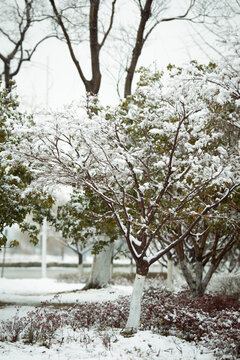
[0,278,132,305]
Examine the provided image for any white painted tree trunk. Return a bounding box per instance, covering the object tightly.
[41,218,47,278]
[130,258,134,274]
[1,244,7,278]
[167,259,173,290]
[78,263,83,279]
[125,274,146,332]
[110,259,113,279]
[86,242,114,288]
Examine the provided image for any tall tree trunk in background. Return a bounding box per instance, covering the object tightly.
[78,252,83,280]
[49,0,115,95]
[84,242,114,289]
[124,0,153,97]
[179,259,217,296]
[167,258,174,290]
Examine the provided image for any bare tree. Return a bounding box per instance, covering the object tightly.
[0,0,52,90]
[123,0,198,97]
[48,0,117,94]
[187,0,240,61]
[47,0,229,97]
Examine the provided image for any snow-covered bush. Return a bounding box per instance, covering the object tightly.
[0,308,28,343]
[141,289,240,359]
[1,291,239,358]
[0,305,65,348]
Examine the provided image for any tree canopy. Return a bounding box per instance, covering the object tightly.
[2,26,239,261]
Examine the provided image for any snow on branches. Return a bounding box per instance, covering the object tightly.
[0,83,55,246]
[2,29,240,274]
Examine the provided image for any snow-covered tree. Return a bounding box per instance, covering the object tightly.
[0,84,54,247]
[174,193,240,296]
[2,28,240,330]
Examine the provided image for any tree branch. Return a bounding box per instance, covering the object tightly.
[149,184,239,265]
[49,0,89,91]
[99,0,117,49]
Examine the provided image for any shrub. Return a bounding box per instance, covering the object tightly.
[140,289,240,358]
[66,298,129,330]
[23,307,65,348]
[0,289,239,359]
[0,308,28,342]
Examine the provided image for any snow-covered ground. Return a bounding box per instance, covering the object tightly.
[0,278,132,305]
[0,277,216,360]
[0,328,214,360]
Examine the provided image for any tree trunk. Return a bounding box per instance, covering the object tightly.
[202,263,217,293]
[194,261,204,295]
[125,273,146,332]
[124,258,149,332]
[180,260,201,295]
[180,260,212,296]
[130,258,134,274]
[61,245,64,261]
[124,0,153,97]
[88,0,101,94]
[110,255,113,279]
[78,253,83,280]
[84,242,114,289]
[167,258,174,290]
[4,61,11,91]
[181,253,230,295]
[41,218,47,278]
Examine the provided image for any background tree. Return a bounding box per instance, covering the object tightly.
[175,194,240,296]
[47,0,233,98]
[2,1,237,98]
[51,186,120,286]
[0,0,52,91]
[189,0,240,62]
[219,240,240,273]
[153,39,240,296]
